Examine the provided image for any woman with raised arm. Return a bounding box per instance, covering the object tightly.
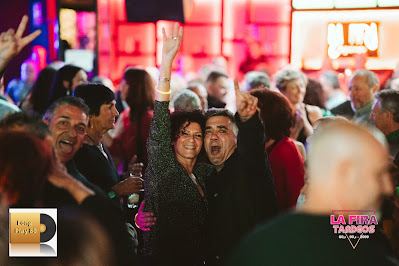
[142,24,212,266]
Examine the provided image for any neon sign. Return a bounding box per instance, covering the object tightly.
[327,22,378,59]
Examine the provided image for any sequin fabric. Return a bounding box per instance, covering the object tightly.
[142,101,212,264]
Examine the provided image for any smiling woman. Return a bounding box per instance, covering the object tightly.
[275,68,323,144]
[143,102,210,265]
[72,84,143,204]
[171,109,205,162]
[142,24,213,265]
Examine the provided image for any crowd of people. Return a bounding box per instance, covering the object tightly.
[1,16,399,265]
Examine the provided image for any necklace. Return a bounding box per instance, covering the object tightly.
[86,134,99,146]
[189,173,199,186]
[86,134,108,159]
[189,173,205,198]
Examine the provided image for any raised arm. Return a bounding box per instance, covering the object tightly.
[234,79,258,122]
[155,23,183,101]
[234,79,265,167]
[0,15,41,74]
[144,24,183,216]
[147,23,183,159]
[234,80,278,216]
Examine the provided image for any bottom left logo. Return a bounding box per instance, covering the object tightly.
[9,208,57,257]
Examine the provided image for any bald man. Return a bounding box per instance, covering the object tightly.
[229,121,397,265]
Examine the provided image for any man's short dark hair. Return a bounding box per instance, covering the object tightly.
[375,89,399,123]
[44,96,90,122]
[0,112,51,140]
[205,108,238,135]
[73,83,115,116]
[206,71,228,84]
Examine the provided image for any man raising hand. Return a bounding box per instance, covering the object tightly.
[204,79,277,264]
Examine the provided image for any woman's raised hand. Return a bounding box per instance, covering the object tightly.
[161,23,183,64]
[156,23,183,101]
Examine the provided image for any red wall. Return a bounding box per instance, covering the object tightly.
[97,0,292,82]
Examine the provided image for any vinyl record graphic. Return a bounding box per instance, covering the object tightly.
[40,214,56,243]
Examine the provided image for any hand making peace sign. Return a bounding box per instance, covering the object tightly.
[0,16,41,70]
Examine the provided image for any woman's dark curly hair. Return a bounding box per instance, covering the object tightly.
[251,88,294,141]
[170,109,205,143]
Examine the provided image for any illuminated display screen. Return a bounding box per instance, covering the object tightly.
[378,0,399,7]
[292,0,334,9]
[334,0,376,8]
[291,10,399,70]
[292,0,399,9]
[327,22,379,60]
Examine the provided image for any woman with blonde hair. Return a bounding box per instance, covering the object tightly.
[275,68,323,144]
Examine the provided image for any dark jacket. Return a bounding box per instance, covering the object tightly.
[205,112,278,264]
[74,143,122,206]
[207,95,226,109]
[330,100,354,119]
[229,213,398,266]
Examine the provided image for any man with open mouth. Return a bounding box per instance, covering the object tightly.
[137,80,278,265]
[203,80,277,264]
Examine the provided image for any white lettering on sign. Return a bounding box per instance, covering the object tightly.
[327,22,378,59]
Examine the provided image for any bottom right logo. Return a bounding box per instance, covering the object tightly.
[330,210,378,249]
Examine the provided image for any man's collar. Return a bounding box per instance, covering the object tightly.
[211,149,238,175]
[354,99,375,117]
[386,128,399,143]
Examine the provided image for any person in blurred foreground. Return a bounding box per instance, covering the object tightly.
[229,121,398,266]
